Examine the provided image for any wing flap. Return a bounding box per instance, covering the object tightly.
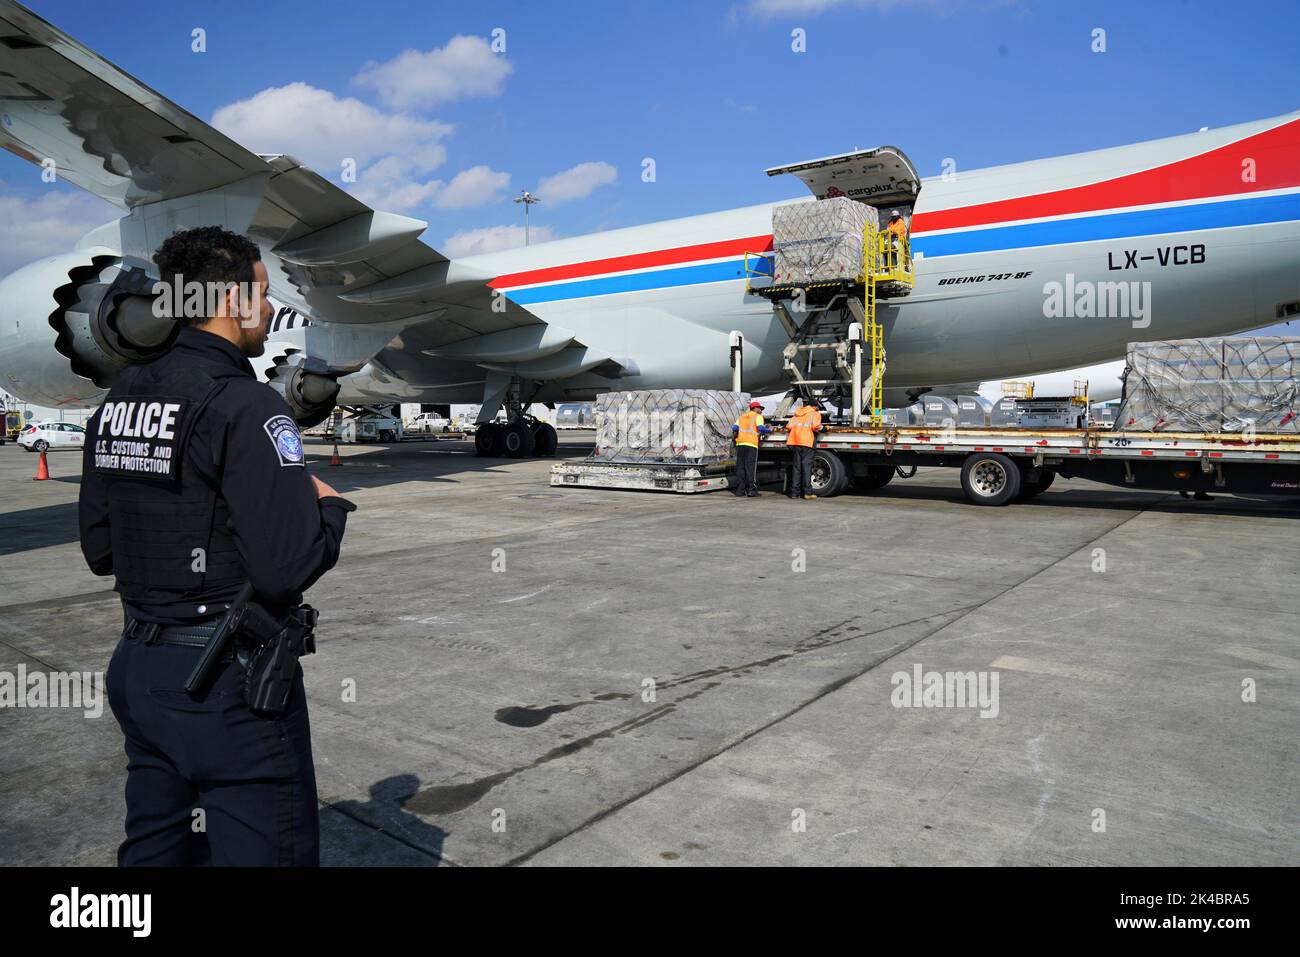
[0,1,270,207]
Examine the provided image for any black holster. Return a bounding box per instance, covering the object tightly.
[240,603,318,717]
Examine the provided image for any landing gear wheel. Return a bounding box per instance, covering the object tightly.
[809,449,848,497]
[532,422,558,457]
[475,423,503,457]
[1018,468,1056,499]
[961,452,1022,506]
[500,421,536,458]
[854,464,895,491]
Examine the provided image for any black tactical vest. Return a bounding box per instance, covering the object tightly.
[89,358,246,606]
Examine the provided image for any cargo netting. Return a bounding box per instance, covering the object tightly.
[591,390,749,464]
[772,197,878,285]
[1114,337,1300,434]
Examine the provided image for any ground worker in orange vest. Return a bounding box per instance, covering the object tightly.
[884,210,908,272]
[785,399,823,499]
[731,400,769,497]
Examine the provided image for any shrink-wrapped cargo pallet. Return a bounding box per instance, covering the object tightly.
[591,390,749,464]
[772,197,878,284]
[1114,337,1300,433]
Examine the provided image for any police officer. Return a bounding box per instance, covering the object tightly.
[79,225,355,866]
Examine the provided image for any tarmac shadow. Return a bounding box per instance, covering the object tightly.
[325,773,447,866]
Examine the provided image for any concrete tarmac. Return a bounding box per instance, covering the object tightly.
[1,433,1296,866]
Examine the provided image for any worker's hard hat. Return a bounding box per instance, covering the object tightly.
[749,400,764,409]
[889,209,901,218]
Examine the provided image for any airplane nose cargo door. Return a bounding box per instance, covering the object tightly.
[746,146,922,427]
[764,145,922,210]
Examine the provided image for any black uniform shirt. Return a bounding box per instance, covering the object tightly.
[79,327,355,623]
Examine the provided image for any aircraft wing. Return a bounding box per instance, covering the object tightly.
[0,0,619,380]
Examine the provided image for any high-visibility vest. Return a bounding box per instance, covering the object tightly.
[886,218,908,239]
[736,410,763,448]
[786,407,822,447]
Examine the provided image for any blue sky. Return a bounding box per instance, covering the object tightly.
[2,0,1298,270]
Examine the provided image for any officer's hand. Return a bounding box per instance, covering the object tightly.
[311,474,340,499]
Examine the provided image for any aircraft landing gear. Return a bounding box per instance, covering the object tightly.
[476,418,558,458]
[532,421,558,457]
[473,375,561,458]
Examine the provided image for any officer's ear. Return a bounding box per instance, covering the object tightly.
[214,281,241,320]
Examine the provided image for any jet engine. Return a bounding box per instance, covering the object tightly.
[0,249,174,408]
[261,349,340,430]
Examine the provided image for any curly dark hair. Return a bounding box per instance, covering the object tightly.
[153,226,262,326]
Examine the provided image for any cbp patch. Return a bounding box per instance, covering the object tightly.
[91,397,190,483]
[263,415,304,467]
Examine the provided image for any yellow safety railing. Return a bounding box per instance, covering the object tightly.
[858,224,886,427]
[864,223,914,288]
[1002,380,1034,399]
[742,251,774,295]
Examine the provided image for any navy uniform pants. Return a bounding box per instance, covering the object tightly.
[105,634,320,866]
[789,446,815,496]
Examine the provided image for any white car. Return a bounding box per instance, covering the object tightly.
[18,421,86,452]
[408,412,452,434]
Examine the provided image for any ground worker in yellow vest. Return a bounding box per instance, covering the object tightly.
[731,400,769,497]
[785,400,823,499]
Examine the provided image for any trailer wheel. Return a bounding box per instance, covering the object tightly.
[1019,468,1056,499]
[809,449,848,497]
[961,452,1022,506]
[854,464,895,491]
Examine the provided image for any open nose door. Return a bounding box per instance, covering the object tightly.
[766,146,921,208]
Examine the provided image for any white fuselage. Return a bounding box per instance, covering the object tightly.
[351,110,1299,405]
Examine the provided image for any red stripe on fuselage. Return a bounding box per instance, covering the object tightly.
[912,117,1300,233]
[489,234,774,289]
[489,118,1299,290]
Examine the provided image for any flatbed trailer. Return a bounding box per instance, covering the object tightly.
[759,423,1300,505]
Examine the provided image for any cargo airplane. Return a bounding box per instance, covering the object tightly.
[1,1,1297,455]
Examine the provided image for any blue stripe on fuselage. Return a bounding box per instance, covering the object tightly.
[912,191,1300,258]
[504,192,1300,305]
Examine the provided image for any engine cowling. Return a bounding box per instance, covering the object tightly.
[0,249,175,408]
[260,350,340,429]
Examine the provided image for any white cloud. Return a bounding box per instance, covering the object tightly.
[350,154,444,212]
[536,161,617,205]
[442,224,558,258]
[435,165,511,209]
[353,36,514,110]
[211,82,453,174]
[0,185,118,277]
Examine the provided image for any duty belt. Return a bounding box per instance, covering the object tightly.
[123,617,239,661]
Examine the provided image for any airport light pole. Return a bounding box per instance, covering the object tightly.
[514,190,541,245]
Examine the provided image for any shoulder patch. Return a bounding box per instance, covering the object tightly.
[263,414,304,467]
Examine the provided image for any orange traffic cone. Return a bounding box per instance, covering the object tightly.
[330,443,341,466]
[33,449,50,481]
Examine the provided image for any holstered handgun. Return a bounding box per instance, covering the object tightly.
[242,604,318,716]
